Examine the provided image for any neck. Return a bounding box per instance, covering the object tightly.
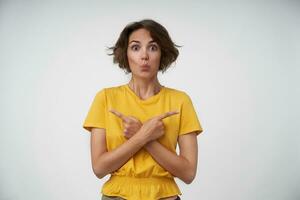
[128,76,163,99]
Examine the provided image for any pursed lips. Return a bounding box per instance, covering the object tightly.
[140,64,150,69]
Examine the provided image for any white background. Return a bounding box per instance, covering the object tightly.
[0,1,299,200]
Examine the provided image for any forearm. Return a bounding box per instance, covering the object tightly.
[93,134,146,178]
[144,140,196,184]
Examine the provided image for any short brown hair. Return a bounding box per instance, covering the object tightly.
[107,19,180,74]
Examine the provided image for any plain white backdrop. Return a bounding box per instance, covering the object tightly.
[0,1,299,200]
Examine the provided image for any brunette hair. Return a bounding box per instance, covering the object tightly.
[107,19,180,73]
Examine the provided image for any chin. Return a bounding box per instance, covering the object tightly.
[134,71,157,79]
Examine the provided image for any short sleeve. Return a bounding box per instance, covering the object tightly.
[83,89,107,132]
[178,93,203,136]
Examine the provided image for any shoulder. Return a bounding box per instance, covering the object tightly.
[164,86,191,101]
[95,84,126,97]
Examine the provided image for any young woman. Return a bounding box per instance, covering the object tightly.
[83,19,203,200]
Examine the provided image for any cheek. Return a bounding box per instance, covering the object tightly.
[127,52,138,64]
[127,53,140,72]
[152,53,161,64]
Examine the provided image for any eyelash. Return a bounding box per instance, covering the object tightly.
[130,45,158,51]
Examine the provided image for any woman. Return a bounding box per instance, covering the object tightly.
[83,19,203,200]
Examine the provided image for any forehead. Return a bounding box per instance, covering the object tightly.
[128,28,155,43]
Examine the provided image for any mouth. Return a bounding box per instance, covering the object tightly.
[140,64,150,71]
[141,64,150,67]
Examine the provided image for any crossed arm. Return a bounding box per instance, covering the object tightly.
[90,110,198,184]
[144,134,198,184]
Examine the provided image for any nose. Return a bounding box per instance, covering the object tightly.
[141,47,149,61]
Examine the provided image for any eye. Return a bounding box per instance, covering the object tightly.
[130,45,140,51]
[149,44,158,51]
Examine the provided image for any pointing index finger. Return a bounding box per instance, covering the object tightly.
[158,111,179,120]
[109,109,127,121]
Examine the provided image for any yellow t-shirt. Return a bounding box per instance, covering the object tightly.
[83,84,203,200]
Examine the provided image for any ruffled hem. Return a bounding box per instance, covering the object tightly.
[102,175,182,200]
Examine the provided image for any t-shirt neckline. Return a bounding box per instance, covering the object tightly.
[124,84,165,104]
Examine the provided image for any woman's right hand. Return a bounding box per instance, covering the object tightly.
[137,111,179,143]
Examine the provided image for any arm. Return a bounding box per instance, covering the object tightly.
[90,127,147,179]
[144,132,198,184]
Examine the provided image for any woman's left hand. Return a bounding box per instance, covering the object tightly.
[109,109,142,139]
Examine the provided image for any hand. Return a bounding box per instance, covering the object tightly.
[138,111,179,143]
[109,109,143,139]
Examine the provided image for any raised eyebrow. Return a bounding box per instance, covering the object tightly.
[129,40,140,44]
[149,40,158,44]
[128,40,158,44]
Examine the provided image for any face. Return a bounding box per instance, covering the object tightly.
[127,28,161,79]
